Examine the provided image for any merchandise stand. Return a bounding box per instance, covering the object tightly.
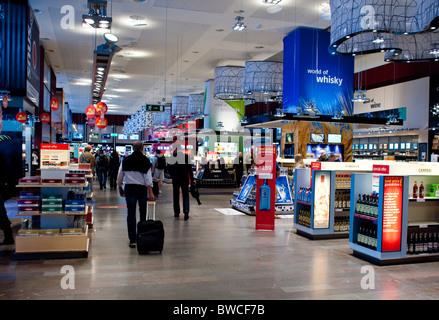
[293,162,373,240]
[350,162,439,265]
[13,166,91,260]
[230,172,294,215]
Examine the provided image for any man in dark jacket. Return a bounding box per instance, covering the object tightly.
[0,141,16,244]
[117,141,154,248]
[168,144,194,221]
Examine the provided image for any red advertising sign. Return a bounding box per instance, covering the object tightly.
[96,102,108,115]
[16,112,28,123]
[86,105,96,118]
[255,145,276,231]
[41,143,70,150]
[2,95,8,108]
[382,176,404,252]
[95,117,108,129]
[373,165,389,174]
[40,112,50,124]
[50,97,59,112]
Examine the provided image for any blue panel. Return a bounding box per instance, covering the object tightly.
[283,27,355,116]
[0,0,27,93]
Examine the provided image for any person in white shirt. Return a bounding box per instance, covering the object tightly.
[117,141,154,248]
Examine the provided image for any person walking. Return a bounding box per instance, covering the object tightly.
[117,141,155,248]
[0,152,14,245]
[109,150,120,190]
[168,144,194,221]
[96,150,109,190]
[151,149,166,194]
[233,152,244,187]
[79,145,96,193]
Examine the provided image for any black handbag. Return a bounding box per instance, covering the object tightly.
[190,181,201,205]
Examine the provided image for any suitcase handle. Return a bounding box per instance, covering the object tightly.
[147,201,156,220]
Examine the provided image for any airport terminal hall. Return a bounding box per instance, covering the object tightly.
[2,0,439,307]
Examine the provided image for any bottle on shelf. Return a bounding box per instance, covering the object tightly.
[413,180,418,199]
[419,181,424,199]
[407,232,414,254]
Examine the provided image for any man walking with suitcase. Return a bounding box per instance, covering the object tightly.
[117,141,155,248]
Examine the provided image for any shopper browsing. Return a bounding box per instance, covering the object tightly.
[117,141,155,248]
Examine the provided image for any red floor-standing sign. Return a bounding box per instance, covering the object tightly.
[255,145,276,231]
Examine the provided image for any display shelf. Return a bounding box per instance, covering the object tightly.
[13,166,90,260]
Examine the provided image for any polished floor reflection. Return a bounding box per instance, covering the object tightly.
[1,182,439,300]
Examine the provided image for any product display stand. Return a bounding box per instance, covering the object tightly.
[350,163,439,265]
[14,167,90,260]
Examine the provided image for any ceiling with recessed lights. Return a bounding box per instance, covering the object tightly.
[29,0,332,115]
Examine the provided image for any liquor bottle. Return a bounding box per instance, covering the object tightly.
[372,227,377,250]
[356,194,362,213]
[423,232,429,253]
[419,181,424,199]
[428,232,433,253]
[357,225,363,245]
[415,232,421,254]
[408,232,414,254]
[259,179,271,211]
[434,232,438,253]
[413,181,418,199]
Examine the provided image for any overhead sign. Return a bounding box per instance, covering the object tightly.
[146,104,165,112]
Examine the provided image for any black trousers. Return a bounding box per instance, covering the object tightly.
[172,180,190,215]
[0,193,12,239]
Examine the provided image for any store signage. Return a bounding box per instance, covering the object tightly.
[283,27,354,115]
[255,145,276,231]
[382,176,403,252]
[40,143,70,168]
[50,97,59,112]
[95,117,108,129]
[26,8,40,105]
[96,102,108,115]
[40,112,50,124]
[146,104,165,112]
[313,171,331,229]
[16,112,28,123]
[0,4,5,20]
[86,105,96,118]
[373,165,389,174]
[2,95,8,108]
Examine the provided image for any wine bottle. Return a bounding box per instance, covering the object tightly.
[259,179,271,211]
[408,232,414,254]
[413,181,418,199]
[356,194,362,213]
[423,232,429,253]
[419,181,424,199]
[434,232,438,253]
[428,232,433,253]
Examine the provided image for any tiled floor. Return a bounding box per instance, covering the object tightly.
[1,182,439,300]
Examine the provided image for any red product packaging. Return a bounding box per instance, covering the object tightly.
[42,179,63,184]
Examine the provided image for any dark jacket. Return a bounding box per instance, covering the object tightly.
[110,153,120,172]
[168,151,194,184]
[121,150,151,174]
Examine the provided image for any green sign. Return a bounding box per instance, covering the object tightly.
[146,104,164,112]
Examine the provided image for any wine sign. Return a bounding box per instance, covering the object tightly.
[255,145,276,231]
[2,94,8,108]
[95,102,108,115]
[382,176,403,252]
[95,117,108,129]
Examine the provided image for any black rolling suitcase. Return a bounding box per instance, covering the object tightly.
[152,180,159,195]
[137,201,164,254]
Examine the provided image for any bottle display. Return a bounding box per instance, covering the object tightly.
[335,174,351,189]
[407,228,439,255]
[335,190,350,209]
[259,179,271,211]
[354,192,379,218]
[356,221,377,250]
[297,187,312,203]
[334,216,350,232]
[297,208,311,227]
